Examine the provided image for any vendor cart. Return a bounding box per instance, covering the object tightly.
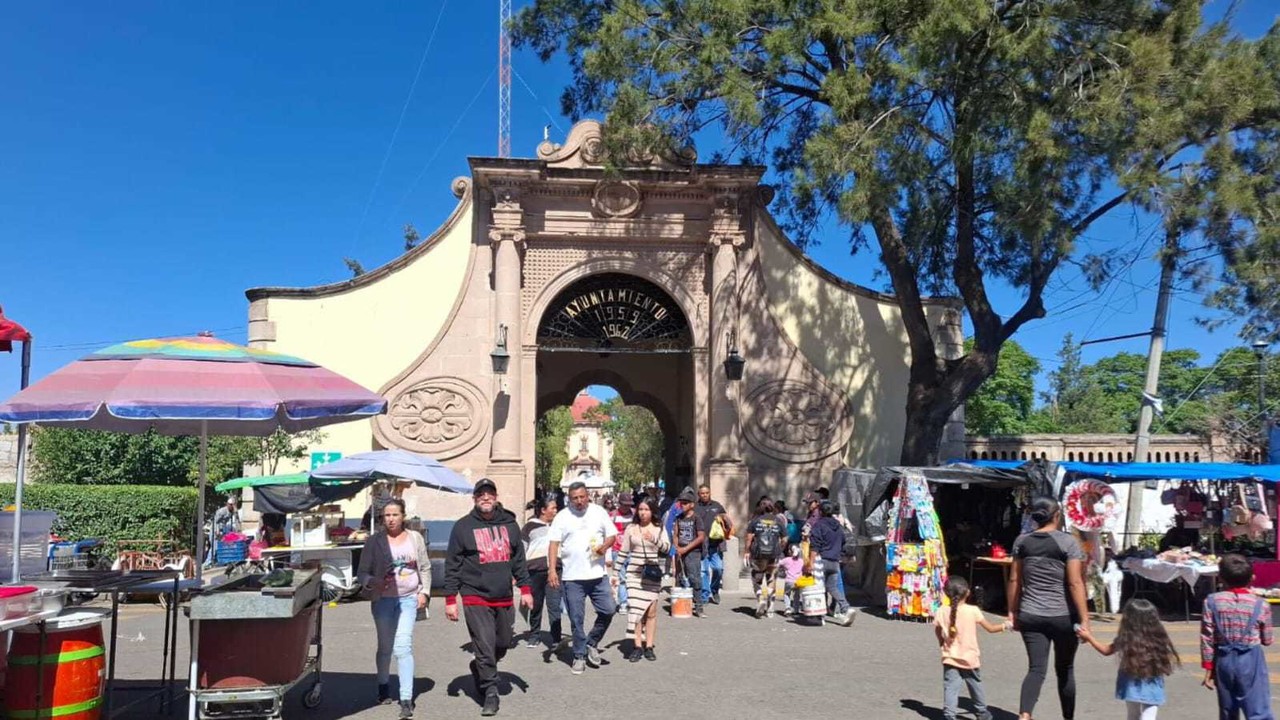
[260,544,364,603]
[187,569,323,719]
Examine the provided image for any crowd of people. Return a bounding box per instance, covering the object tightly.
[353,477,860,717]
[352,484,1278,720]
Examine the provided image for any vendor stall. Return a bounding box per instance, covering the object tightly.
[885,470,948,620]
[187,569,323,719]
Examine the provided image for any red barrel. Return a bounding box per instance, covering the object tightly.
[5,610,107,720]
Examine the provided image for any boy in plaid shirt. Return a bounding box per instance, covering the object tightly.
[1200,553,1273,719]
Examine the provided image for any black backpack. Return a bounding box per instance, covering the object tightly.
[752,518,782,559]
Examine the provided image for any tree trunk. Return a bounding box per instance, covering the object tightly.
[899,351,999,466]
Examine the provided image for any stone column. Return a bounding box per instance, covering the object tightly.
[707,192,746,461]
[488,188,525,465]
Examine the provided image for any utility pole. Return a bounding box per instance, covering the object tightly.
[1124,229,1179,542]
[1254,340,1270,462]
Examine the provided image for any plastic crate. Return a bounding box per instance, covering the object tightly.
[215,540,249,564]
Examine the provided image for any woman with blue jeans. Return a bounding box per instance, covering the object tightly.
[357,499,431,719]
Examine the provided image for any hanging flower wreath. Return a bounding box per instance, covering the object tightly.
[1063,479,1121,532]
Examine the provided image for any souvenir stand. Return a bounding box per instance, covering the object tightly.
[885,470,947,620]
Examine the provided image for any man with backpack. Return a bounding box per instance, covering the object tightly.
[744,498,786,619]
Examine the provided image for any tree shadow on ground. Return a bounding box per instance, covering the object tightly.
[900,698,1018,720]
[137,673,445,719]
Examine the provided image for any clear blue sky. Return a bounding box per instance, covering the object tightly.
[1,2,1275,405]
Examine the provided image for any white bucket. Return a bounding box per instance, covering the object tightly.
[800,586,826,617]
[671,587,693,618]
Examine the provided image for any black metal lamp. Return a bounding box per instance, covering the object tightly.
[723,330,745,381]
[490,324,510,375]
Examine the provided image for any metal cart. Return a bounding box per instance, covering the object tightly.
[187,570,323,720]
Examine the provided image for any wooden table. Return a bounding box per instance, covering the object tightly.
[969,555,1013,592]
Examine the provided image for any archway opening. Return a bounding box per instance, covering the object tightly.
[534,385,669,496]
[534,273,696,500]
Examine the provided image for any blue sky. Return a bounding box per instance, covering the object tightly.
[1,2,1275,405]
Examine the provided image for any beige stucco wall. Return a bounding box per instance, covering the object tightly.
[244,195,478,522]
[754,216,951,468]
[255,202,473,461]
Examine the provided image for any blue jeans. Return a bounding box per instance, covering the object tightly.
[371,594,417,701]
[700,548,724,603]
[562,577,615,659]
[615,560,628,608]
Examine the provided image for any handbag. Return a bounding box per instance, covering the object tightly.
[636,527,665,582]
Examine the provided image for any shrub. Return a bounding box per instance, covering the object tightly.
[0,484,199,556]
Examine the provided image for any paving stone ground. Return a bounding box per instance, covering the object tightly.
[98,591,1276,719]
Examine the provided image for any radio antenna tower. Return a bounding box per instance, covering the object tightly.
[498,0,512,157]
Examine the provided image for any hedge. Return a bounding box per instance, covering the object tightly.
[0,484,199,556]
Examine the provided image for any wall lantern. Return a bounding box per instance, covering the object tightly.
[490,324,511,375]
[723,330,745,381]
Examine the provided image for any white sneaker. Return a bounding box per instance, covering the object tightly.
[834,609,857,627]
[585,645,603,667]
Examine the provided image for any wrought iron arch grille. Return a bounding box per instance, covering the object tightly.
[537,273,691,353]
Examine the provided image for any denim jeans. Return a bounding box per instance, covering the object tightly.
[700,548,724,603]
[823,563,850,614]
[615,559,629,608]
[561,577,615,659]
[371,594,417,701]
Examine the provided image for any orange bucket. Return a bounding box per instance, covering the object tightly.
[670,587,693,618]
[6,610,107,720]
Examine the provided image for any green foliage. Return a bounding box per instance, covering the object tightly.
[513,0,1280,463]
[31,427,322,487]
[0,484,199,554]
[597,398,664,490]
[535,406,574,489]
[964,340,1040,435]
[343,257,366,277]
[404,223,421,252]
[32,428,203,486]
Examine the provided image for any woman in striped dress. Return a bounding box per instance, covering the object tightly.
[620,497,671,662]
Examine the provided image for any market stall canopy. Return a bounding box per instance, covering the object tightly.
[215,472,311,493]
[309,449,473,494]
[0,306,31,353]
[963,460,1280,484]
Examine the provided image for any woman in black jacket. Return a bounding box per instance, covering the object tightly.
[355,499,430,718]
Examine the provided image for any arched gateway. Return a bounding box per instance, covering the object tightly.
[246,120,964,523]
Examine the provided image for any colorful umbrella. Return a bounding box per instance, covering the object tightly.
[0,333,387,580]
[310,449,473,494]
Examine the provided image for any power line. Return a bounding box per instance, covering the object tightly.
[513,68,564,134]
[351,1,452,249]
[385,68,497,226]
[37,325,249,352]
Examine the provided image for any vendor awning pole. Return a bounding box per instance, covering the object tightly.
[10,338,31,582]
[1125,229,1178,544]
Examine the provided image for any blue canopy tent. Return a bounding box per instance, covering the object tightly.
[957,459,1280,484]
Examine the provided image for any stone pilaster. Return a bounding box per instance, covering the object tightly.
[489,188,526,462]
[707,192,747,462]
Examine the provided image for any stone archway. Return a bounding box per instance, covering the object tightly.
[530,272,698,493]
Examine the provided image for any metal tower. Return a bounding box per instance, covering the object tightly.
[498,0,512,157]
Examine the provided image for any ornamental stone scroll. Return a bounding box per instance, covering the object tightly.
[742,379,853,463]
[376,377,489,460]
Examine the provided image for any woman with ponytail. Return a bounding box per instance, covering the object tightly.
[1007,496,1091,720]
[935,576,1007,720]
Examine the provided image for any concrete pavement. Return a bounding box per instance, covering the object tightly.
[98,592,1259,719]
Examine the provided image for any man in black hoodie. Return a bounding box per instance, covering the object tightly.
[444,478,533,716]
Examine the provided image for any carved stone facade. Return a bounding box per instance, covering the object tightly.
[246,120,962,523]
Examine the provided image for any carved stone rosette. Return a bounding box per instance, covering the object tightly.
[376,377,488,460]
[742,379,853,463]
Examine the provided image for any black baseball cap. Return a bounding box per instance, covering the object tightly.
[677,487,696,503]
[473,478,498,496]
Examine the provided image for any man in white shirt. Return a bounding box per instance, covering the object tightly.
[548,481,617,675]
